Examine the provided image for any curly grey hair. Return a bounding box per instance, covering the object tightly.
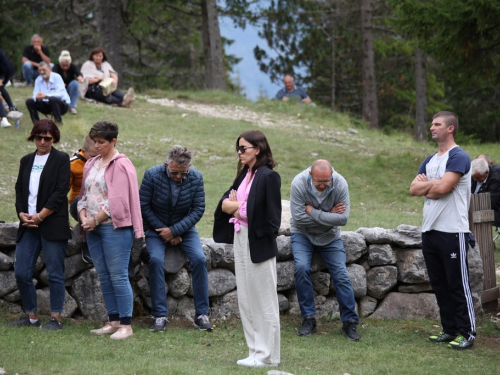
[166,145,192,167]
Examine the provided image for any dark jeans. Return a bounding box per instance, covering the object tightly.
[86,84,124,106]
[14,227,67,313]
[26,97,69,123]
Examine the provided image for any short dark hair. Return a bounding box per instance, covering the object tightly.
[433,111,459,135]
[235,130,276,178]
[88,47,108,62]
[89,121,118,142]
[27,119,61,143]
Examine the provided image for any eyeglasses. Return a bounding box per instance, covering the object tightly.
[169,170,189,177]
[236,146,255,153]
[35,135,53,142]
[312,178,331,186]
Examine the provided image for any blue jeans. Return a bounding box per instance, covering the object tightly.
[87,225,134,322]
[66,80,79,108]
[22,61,39,84]
[291,233,359,323]
[146,227,209,317]
[14,227,67,313]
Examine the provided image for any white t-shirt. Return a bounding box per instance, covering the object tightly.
[28,153,50,214]
[417,146,471,233]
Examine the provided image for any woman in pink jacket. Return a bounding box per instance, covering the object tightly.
[78,120,142,340]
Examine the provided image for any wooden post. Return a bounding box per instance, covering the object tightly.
[469,192,499,311]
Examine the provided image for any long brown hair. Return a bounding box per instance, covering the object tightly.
[234,130,276,182]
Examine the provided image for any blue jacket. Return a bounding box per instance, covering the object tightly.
[139,164,205,237]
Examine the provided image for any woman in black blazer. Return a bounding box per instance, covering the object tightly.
[214,130,281,368]
[10,119,71,330]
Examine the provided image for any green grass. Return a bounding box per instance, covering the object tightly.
[3,86,500,236]
[0,314,499,375]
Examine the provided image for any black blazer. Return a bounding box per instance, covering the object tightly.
[15,147,72,242]
[471,166,500,226]
[213,165,281,263]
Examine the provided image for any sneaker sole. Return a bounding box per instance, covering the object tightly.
[297,328,317,336]
[341,331,360,341]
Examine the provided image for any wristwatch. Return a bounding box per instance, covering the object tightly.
[94,217,100,226]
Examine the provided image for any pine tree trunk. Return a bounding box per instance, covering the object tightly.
[201,0,226,90]
[97,0,124,76]
[414,48,428,141]
[360,0,378,128]
[330,0,338,111]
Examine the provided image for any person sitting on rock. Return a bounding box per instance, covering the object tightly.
[22,34,51,85]
[52,51,84,115]
[275,74,312,104]
[139,145,212,333]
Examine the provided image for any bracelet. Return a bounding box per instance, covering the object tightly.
[94,217,100,226]
[37,214,43,222]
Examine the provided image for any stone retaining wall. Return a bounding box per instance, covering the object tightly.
[0,202,484,321]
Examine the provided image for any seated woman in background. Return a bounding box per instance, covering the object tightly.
[52,50,83,115]
[80,47,135,107]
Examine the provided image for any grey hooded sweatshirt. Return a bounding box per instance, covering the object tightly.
[290,167,350,246]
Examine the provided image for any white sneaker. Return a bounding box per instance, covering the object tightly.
[237,358,278,367]
[236,356,254,366]
[1,117,11,128]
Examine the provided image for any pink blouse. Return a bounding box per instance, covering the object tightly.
[229,168,256,232]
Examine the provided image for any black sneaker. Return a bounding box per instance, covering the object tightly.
[9,315,41,328]
[8,105,18,112]
[428,331,456,343]
[298,317,317,336]
[43,317,62,331]
[448,335,474,350]
[342,320,361,341]
[81,242,93,264]
[194,314,213,331]
[150,317,168,332]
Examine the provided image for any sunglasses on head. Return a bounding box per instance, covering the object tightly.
[35,135,53,142]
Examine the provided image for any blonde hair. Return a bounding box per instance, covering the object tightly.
[58,50,72,64]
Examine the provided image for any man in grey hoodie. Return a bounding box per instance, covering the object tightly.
[290,159,360,340]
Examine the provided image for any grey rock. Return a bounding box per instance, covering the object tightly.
[391,225,422,248]
[316,296,340,320]
[356,227,393,244]
[467,244,484,316]
[164,247,188,274]
[366,266,398,299]
[346,263,367,298]
[211,290,239,320]
[396,249,429,284]
[279,200,291,236]
[72,268,108,321]
[0,251,14,271]
[0,222,18,248]
[66,225,83,257]
[287,290,301,315]
[203,238,234,271]
[311,271,330,295]
[207,268,236,297]
[0,271,17,297]
[0,298,23,314]
[166,295,179,315]
[64,253,93,280]
[398,283,432,293]
[36,287,78,318]
[369,292,439,320]
[166,268,190,297]
[311,252,327,272]
[131,238,145,267]
[341,231,367,263]
[359,296,378,317]
[276,235,293,261]
[277,261,295,291]
[278,293,289,311]
[175,295,195,319]
[367,244,396,266]
[2,279,37,302]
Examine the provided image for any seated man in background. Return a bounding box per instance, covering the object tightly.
[471,158,500,226]
[22,34,51,85]
[69,135,98,264]
[52,51,84,114]
[275,74,312,104]
[25,62,70,126]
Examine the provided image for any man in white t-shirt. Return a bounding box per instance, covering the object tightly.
[410,111,475,350]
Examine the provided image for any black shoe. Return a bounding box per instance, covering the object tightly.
[298,317,317,336]
[428,331,456,343]
[342,320,361,341]
[8,106,18,112]
[43,317,62,331]
[81,242,93,264]
[9,315,41,328]
[194,314,213,331]
[150,317,168,332]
